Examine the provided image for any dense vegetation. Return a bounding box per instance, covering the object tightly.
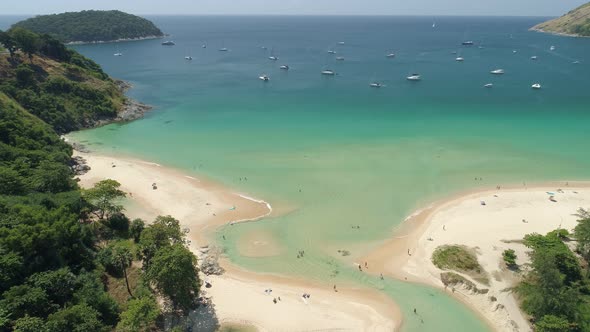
[12,10,164,43]
[0,28,201,331]
[0,28,126,133]
[516,217,590,332]
[532,2,590,36]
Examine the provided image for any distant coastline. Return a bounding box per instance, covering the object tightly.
[67,35,164,45]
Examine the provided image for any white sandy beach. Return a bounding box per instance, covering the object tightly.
[366,183,590,332]
[74,151,400,332]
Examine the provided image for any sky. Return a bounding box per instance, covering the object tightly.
[0,0,587,17]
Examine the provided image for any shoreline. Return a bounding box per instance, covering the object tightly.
[72,148,402,331]
[66,35,164,45]
[364,181,590,332]
[529,27,589,38]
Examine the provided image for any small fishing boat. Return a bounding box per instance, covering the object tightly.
[462,41,474,46]
[386,53,396,58]
[321,69,335,76]
[550,46,555,51]
[531,83,541,89]
[490,69,504,75]
[280,65,289,70]
[369,82,383,88]
[202,44,207,48]
[269,56,278,61]
[336,56,345,61]
[338,41,345,45]
[573,60,581,64]
[327,50,337,54]
[406,74,421,81]
[114,52,123,57]
[219,47,228,52]
[484,83,493,88]
[530,55,538,60]
[184,56,193,60]
[259,75,270,81]
[455,57,464,62]
[512,50,517,54]
[161,41,175,46]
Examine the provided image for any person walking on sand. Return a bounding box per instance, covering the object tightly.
[414,308,417,314]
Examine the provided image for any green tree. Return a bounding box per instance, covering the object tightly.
[113,243,134,297]
[116,296,160,332]
[129,218,145,243]
[83,179,126,220]
[138,215,185,267]
[9,28,40,62]
[574,217,590,262]
[45,304,107,332]
[145,243,200,313]
[0,30,17,58]
[502,249,517,268]
[535,315,571,332]
[13,315,47,332]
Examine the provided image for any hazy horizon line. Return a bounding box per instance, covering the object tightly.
[0,13,555,18]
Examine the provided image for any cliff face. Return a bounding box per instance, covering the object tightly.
[532,2,590,37]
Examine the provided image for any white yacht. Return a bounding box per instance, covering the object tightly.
[114,52,123,57]
[406,74,421,81]
[280,65,289,70]
[219,47,229,52]
[462,41,474,46]
[338,41,345,45]
[369,82,383,88]
[512,50,518,54]
[327,50,336,54]
[530,55,538,60]
[336,56,345,61]
[269,56,278,61]
[550,46,555,51]
[321,69,335,76]
[484,83,493,88]
[202,44,207,49]
[259,75,270,81]
[161,41,175,46]
[455,57,464,62]
[184,56,193,60]
[490,69,505,75]
[531,83,541,89]
[386,53,396,58]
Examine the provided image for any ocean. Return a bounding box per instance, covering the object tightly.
[5,15,590,331]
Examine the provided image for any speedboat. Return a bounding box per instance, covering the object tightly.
[531,83,541,89]
[386,53,396,58]
[530,55,538,60]
[406,74,421,81]
[484,83,493,88]
[259,75,270,81]
[336,56,345,61]
[268,56,278,61]
[369,82,382,88]
[161,41,175,46]
[327,50,336,54]
[490,69,504,75]
[321,69,335,76]
[114,52,123,56]
[550,46,555,51]
[338,41,345,45]
[462,41,474,46]
[185,56,193,60]
[280,65,289,70]
[512,50,518,54]
[455,57,464,62]
[219,47,229,52]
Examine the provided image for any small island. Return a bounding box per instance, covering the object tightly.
[531,2,590,37]
[11,10,164,44]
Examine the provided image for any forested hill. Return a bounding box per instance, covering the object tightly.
[1,28,202,331]
[532,2,590,36]
[0,28,128,133]
[12,10,164,43]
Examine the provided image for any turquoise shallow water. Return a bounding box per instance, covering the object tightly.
[7,15,589,330]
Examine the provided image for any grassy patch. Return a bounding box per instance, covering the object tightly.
[432,245,489,285]
[217,324,258,332]
[105,263,142,306]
